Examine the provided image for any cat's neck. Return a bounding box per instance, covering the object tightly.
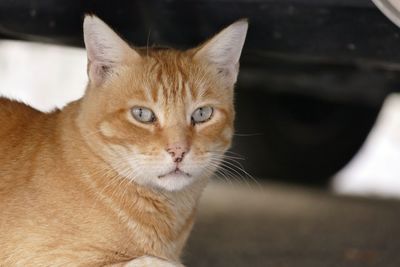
[58,101,207,257]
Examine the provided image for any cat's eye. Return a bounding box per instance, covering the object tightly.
[131,106,156,124]
[191,106,214,124]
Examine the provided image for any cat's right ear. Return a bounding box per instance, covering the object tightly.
[193,19,248,87]
[83,15,140,86]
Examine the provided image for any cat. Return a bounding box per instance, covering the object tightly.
[0,15,247,266]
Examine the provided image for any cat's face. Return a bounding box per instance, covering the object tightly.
[78,16,247,191]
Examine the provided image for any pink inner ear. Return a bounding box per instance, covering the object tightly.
[88,61,110,86]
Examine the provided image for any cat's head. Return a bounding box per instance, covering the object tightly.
[77,15,247,191]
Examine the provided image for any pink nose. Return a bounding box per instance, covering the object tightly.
[166,145,189,163]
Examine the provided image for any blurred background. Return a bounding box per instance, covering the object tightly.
[1,0,400,198]
[3,1,400,266]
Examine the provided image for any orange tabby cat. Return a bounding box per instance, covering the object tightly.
[0,15,247,266]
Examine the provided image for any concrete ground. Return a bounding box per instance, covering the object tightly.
[184,181,400,267]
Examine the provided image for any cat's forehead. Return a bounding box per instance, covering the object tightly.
[142,49,196,81]
[131,50,214,104]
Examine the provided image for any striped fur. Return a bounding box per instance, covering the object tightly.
[0,16,247,266]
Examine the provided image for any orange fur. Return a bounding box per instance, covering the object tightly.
[0,16,247,266]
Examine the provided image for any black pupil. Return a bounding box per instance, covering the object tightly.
[138,108,152,121]
[199,108,204,118]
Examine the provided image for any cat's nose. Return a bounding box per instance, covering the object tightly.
[166,144,189,163]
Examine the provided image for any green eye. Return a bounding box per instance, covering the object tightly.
[131,106,156,123]
[191,106,214,124]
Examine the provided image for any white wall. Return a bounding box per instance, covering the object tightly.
[333,94,400,198]
[0,40,86,112]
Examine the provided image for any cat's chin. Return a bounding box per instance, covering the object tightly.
[158,168,191,179]
[153,173,195,192]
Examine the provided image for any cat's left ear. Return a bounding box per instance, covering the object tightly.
[194,19,248,86]
[83,15,141,86]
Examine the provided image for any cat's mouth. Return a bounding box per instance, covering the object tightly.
[158,167,191,179]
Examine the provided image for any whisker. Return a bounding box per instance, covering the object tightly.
[219,159,261,189]
[206,160,241,184]
[146,28,152,57]
[233,132,264,137]
[210,153,245,161]
[207,153,262,191]
[217,163,251,188]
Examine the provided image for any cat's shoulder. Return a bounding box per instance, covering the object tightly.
[0,97,39,114]
[0,97,41,129]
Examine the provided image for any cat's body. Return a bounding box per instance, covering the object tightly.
[0,99,197,265]
[0,16,247,266]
